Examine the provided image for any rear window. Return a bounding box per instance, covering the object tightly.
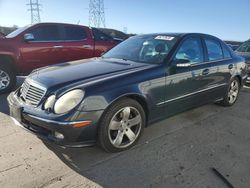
[205,38,223,61]
[64,26,87,41]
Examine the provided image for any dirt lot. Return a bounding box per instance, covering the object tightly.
[0,78,250,188]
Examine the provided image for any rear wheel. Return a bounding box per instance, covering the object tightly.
[0,64,16,94]
[98,98,145,152]
[220,77,240,106]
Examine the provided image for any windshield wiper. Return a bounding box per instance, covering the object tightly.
[103,57,133,65]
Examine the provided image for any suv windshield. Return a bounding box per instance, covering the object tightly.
[6,25,30,38]
[103,35,178,64]
[237,41,250,52]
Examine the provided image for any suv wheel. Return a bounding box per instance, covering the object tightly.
[98,98,145,152]
[0,64,16,94]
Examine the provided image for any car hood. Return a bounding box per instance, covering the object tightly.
[29,58,152,88]
[236,51,250,61]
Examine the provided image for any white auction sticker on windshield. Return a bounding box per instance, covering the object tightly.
[155,36,175,40]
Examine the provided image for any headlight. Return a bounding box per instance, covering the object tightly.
[44,95,56,111]
[54,89,85,114]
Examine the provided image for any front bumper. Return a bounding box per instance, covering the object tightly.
[7,92,104,147]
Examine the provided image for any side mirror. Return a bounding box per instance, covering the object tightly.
[175,59,191,68]
[24,33,35,42]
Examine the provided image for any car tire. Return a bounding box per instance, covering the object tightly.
[98,98,145,153]
[0,64,16,94]
[220,77,240,106]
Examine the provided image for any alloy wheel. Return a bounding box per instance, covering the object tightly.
[228,80,239,104]
[108,106,142,148]
[0,70,10,90]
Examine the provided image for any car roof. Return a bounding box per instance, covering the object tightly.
[137,33,220,40]
[29,22,89,28]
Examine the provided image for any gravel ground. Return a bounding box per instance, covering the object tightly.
[0,78,250,188]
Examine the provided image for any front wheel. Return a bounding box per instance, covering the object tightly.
[98,98,146,152]
[0,64,16,94]
[220,77,240,106]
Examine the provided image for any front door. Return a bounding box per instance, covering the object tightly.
[162,36,213,115]
[20,24,64,74]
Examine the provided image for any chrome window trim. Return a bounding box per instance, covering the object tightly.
[28,38,88,43]
[58,39,88,42]
[28,40,64,43]
[157,83,228,106]
[189,58,233,67]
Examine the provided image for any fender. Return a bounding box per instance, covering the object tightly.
[231,57,247,86]
[0,54,18,73]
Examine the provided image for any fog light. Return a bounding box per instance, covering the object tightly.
[54,131,64,140]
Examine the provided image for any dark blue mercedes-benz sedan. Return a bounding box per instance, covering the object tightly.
[8,33,247,152]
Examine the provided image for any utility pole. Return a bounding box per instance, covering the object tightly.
[27,0,41,24]
[89,0,106,28]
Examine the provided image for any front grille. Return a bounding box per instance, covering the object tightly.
[20,79,46,107]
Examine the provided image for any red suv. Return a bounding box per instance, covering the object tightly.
[0,22,120,93]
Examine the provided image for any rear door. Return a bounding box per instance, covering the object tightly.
[60,25,94,62]
[202,37,233,98]
[20,24,64,73]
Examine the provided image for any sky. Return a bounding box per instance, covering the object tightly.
[0,0,249,41]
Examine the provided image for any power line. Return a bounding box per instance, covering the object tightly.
[27,0,41,24]
[89,0,106,28]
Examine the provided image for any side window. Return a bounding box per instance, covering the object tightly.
[247,45,250,52]
[237,42,250,52]
[64,26,87,41]
[29,25,60,41]
[175,37,204,64]
[205,38,223,61]
[93,28,113,41]
[222,43,232,59]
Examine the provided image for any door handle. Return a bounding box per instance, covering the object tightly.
[228,64,234,70]
[83,44,91,48]
[53,45,64,48]
[202,69,209,76]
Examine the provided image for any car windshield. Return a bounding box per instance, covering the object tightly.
[103,35,178,64]
[6,25,30,38]
[236,41,250,52]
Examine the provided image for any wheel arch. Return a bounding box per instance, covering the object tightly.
[235,75,242,87]
[231,74,242,87]
[0,54,17,74]
[101,93,150,126]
